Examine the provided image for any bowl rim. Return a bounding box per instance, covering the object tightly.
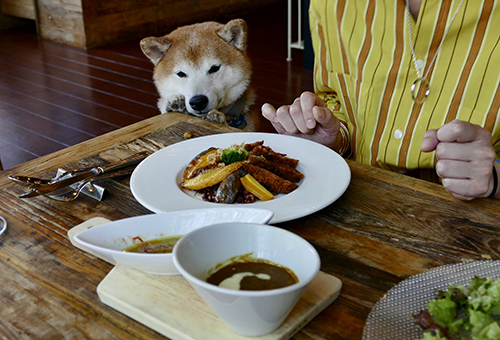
[172,222,321,297]
[73,208,274,258]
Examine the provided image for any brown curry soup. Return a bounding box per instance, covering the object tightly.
[206,255,299,291]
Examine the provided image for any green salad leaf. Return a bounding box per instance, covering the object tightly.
[428,293,457,327]
[419,330,448,340]
[414,276,500,340]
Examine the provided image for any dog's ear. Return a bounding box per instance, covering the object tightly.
[217,19,248,51]
[140,37,172,65]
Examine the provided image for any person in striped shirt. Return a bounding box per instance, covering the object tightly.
[262,0,500,201]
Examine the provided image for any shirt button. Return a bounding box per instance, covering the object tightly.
[394,129,403,139]
[415,59,425,70]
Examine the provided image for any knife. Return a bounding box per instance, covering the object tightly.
[18,151,151,198]
[9,163,106,188]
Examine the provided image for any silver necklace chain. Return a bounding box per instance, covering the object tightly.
[406,0,465,102]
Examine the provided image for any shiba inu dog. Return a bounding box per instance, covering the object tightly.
[140,19,255,128]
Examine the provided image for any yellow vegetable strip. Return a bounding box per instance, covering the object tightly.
[181,161,244,190]
[240,174,274,201]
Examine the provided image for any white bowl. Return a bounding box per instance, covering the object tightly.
[173,222,320,336]
[73,208,273,275]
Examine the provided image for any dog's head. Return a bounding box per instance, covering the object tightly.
[140,19,252,117]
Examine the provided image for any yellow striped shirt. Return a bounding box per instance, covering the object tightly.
[309,0,500,178]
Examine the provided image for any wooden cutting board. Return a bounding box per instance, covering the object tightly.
[69,217,342,340]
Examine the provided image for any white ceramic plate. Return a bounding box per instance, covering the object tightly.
[72,207,273,275]
[363,261,500,340]
[130,132,351,224]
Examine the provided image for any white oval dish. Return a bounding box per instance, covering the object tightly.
[72,208,273,275]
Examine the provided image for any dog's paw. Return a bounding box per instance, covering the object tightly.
[159,95,186,113]
[205,109,227,125]
[167,95,186,112]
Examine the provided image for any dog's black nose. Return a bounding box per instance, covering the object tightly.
[189,95,209,111]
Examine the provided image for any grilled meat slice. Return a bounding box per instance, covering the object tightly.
[247,155,303,183]
[242,163,298,194]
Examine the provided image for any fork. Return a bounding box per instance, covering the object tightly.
[9,165,105,189]
[40,169,134,202]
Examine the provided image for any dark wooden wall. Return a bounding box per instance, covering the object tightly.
[83,0,284,48]
[26,0,284,48]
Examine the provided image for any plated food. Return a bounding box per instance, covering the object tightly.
[180,141,303,204]
[130,132,351,223]
[363,261,500,340]
[412,276,500,340]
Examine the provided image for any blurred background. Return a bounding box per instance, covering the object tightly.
[0,0,314,169]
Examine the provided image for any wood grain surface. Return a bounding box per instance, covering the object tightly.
[98,266,341,340]
[0,112,499,339]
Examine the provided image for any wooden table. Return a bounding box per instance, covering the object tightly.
[1,112,499,339]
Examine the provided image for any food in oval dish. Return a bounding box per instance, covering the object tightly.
[122,235,182,253]
[180,141,303,204]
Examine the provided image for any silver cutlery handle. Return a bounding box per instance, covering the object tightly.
[96,151,151,174]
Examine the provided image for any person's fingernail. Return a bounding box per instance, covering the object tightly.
[306,119,316,129]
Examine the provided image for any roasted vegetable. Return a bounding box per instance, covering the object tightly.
[215,168,245,203]
[221,143,249,164]
[181,161,244,190]
[240,174,274,201]
[183,147,221,179]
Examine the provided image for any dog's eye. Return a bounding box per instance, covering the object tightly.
[176,71,187,78]
[208,65,221,74]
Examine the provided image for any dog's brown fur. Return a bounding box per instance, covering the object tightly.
[140,19,255,127]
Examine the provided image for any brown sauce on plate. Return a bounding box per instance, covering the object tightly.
[206,260,298,290]
[123,235,181,253]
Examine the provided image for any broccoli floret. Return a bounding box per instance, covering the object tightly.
[221,143,249,164]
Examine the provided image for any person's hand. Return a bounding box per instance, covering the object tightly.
[420,119,497,200]
[261,91,341,150]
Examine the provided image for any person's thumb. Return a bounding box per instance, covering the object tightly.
[313,106,339,133]
[420,129,439,152]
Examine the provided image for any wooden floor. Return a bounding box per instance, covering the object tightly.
[0,1,313,169]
